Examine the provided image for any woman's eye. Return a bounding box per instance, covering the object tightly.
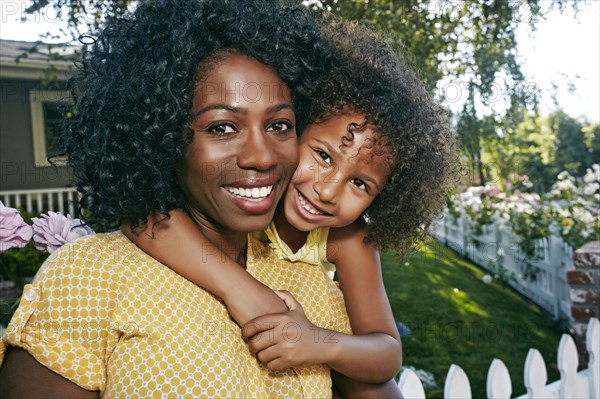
[352,178,368,191]
[317,151,331,164]
[267,120,293,133]
[207,122,236,135]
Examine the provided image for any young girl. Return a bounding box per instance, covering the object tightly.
[125,19,457,385]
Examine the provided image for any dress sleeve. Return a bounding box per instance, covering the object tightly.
[0,235,124,392]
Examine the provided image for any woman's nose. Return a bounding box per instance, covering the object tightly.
[237,128,276,171]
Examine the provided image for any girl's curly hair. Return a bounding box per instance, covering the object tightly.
[64,0,332,231]
[308,18,461,256]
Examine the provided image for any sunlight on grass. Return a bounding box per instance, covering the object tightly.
[381,241,565,399]
[440,288,491,318]
[423,271,445,285]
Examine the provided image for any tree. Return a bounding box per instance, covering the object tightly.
[456,83,485,184]
[315,1,574,94]
[482,104,557,193]
[23,0,133,44]
[26,1,579,96]
[583,123,600,166]
[550,111,592,176]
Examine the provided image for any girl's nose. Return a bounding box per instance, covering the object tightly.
[313,172,340,204]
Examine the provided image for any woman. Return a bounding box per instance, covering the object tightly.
[0,0,361,397]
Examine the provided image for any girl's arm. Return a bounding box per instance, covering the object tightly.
[121,209,287,326]
[331,371,403,399]
[244,220,402,383]
[326,220,403,381]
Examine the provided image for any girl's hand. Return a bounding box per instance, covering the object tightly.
[243,291,333,370]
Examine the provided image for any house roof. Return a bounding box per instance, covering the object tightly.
[0,39,77,80]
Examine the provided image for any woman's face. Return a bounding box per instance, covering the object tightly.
[180,53,299,234]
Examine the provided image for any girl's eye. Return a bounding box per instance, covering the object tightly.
[316,150,331,164]
[207,122,237,135]
[351,178,368,191]
[267,120,293,134]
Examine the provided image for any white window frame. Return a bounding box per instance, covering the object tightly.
[29,90,71,167]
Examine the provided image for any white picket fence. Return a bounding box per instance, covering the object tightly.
[430,213,572,320]
[398,318,599,398]
[0,187,79,216]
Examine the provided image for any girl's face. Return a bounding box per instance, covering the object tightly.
[283,114,392,232]
[180,53,299,234]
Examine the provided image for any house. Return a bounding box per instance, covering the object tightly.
[0,39,78,215]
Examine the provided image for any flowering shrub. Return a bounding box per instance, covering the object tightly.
[447,165,600,278]
[0,202,95,256]
[0,202,33,252]
[545,165,600,249]
[31,211,95,253]
[0,201,95,288]
[449,186,499,236]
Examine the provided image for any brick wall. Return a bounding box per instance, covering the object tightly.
[568,241,600,368]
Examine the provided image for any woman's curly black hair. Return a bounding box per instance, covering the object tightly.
[307,18,461,256]
[64,0,332,231]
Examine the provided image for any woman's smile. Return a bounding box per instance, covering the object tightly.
[222,176,280,214]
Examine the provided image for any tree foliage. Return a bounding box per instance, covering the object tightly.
[550,111,592,176]
[23,0,591,192]
[313,0,585,183]
[27,0,576,94]
[24,0,133,43]
[317,0,542,93]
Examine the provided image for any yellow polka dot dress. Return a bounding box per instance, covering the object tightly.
[0,232,351,398]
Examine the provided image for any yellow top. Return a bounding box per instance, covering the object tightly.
[0,232,351,398]
[263,222,336,279]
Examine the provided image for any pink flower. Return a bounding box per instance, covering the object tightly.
[31,211,95,253]
[0,201,33,252]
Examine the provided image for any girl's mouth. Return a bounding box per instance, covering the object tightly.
[295,189,331,221]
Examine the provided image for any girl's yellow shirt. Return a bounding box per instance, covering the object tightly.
[263,222,336,279]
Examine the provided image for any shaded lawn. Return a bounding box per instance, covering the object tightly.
[382,241,565,398]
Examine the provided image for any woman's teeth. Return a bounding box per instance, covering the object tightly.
[225,185,273,199]
[298,192,324,215]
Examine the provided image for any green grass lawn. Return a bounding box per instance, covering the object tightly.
[382,240,566,398]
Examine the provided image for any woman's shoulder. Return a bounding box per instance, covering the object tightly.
[34,231,136,283]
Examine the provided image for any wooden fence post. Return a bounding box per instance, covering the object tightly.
[444,364,471,399]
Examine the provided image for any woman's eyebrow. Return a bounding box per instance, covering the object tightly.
[267,104,294,114]
[193,104,240,119]
[193,103,292,119]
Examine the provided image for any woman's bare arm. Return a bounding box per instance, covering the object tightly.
[121,209,287,325]
[0,347,99,398]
